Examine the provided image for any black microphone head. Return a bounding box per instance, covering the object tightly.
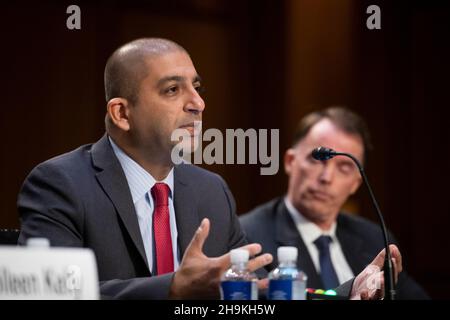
[311,147,336,161]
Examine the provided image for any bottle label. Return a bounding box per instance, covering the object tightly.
[268,279,306,300]
[268,279,292,300]
[220,281,257,300]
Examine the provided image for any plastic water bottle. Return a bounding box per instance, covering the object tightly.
[26,238,50,248]
[220,249,258,300]
[268,246,307,300]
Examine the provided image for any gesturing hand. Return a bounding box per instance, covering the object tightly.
[351,244,403,300]
[169,218,273,299]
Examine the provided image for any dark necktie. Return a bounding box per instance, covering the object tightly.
[151,182,174,275]
[313,235,340,289]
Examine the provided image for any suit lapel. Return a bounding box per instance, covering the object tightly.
[274,201,324,289]
[173,164,200,257]
[91,135,149,271]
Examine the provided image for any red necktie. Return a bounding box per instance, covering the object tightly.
[151,182,174,275]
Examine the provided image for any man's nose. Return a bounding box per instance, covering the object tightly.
[185,89,205,115]
[318,163,334,184]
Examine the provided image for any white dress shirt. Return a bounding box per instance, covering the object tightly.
[109,137,180,273]
[284,197,354,285]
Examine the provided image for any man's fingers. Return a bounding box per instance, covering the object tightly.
[375,271,385,299]
[214,243,270,275]
[360,290,369,300]
[225,244,272,272]
[216,243,263,265]
[247,253,273,272]
[257,278,269,290]
[370,244,402,271]
[184,218,210,255]
[392,258,398,283]
[214,243,262,269]
[370,248,386,269]
[368,271,384,300]
[237,243,263,257]
[389,244,403,273]
[372,289,383,300]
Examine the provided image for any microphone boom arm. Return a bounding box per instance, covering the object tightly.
[313,147,396,300]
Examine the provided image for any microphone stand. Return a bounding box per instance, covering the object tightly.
[335,151,396,300]
[312,147,396,300]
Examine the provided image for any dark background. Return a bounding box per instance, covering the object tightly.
[1,0,449,298]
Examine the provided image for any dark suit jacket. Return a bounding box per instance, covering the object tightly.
[240,197,430,300]
[17,134,247,299]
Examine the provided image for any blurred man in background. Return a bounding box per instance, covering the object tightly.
[240,107,429,299]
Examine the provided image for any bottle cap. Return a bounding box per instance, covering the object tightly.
[26,237,50,248]
[230,249,249,264]
[277,246,298,262]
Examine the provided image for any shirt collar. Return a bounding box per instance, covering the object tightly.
[109,136,174,204]
[284,196,337,244]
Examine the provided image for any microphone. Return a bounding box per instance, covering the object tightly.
[311,147,337,161]
[311,146,396,300]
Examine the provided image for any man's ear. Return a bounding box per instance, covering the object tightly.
[107,98,131,131]
[349,175,363,195]
[284,148,296,175]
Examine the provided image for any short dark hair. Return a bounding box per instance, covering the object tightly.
[292,107,373,162]
[104,38,187,105]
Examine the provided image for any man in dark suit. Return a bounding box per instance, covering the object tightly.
[18,40,401,299]
[17,38,272,299]
[240,107,429,299]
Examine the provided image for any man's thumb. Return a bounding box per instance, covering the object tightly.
[370,247,387,270]
[185,218,210,254]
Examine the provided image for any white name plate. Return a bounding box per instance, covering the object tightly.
[0,246,99,300]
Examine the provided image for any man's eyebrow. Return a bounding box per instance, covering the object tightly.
[193,75,202,83]
[338,158,356,166]
[157,76,184,87]
[157,74,202,87]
